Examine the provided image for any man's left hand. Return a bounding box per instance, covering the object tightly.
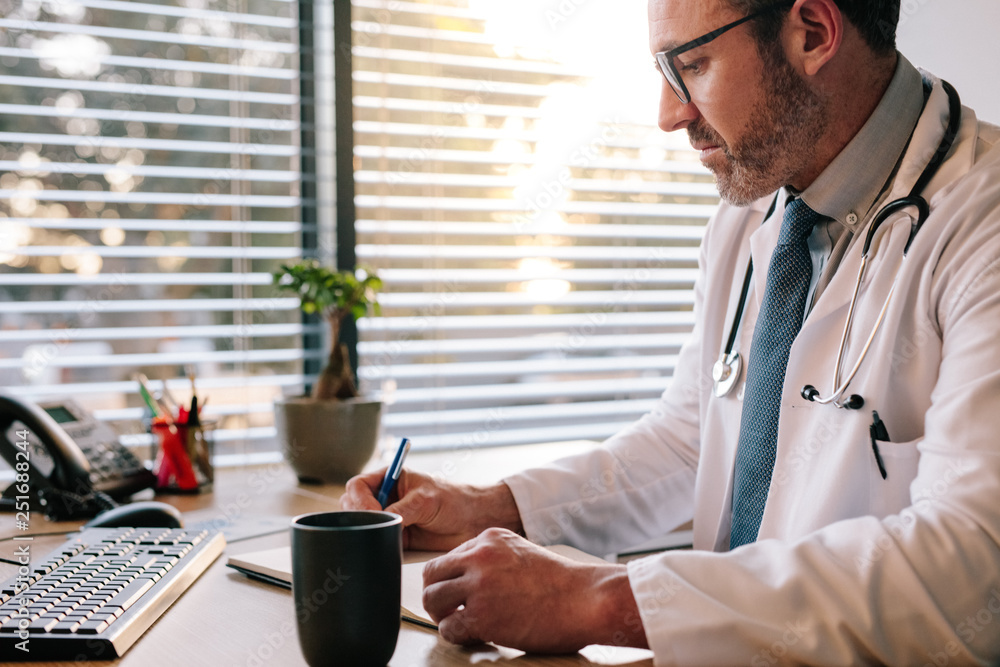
[421,527,648,653]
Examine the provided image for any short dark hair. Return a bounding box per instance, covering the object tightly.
[726,0,900,56]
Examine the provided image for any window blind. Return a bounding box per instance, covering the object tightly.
[0,0,308,462]
[351,0,720,451]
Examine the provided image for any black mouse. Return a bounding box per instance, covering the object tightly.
[83,501,184,529]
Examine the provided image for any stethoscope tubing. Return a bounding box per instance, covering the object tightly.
[712,80,962,408]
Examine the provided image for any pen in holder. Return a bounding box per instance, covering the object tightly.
[152,417,214,494]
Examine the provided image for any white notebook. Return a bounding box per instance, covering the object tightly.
[227,543,607,629]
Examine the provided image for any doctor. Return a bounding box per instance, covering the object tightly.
[343,0,1000,662]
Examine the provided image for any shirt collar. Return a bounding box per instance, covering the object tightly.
[797,54,925,230]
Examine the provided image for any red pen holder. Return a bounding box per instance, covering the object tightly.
[152,419,214,494]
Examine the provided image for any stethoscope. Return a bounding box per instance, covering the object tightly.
[712,80,962,409]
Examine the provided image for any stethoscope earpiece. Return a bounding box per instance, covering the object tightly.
[843,394,865,410]
[801,384,865,409]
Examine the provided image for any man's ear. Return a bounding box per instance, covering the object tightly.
[787,0,843,77]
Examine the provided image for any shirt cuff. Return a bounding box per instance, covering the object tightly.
[626,554,683,666]
[501,473,555,545]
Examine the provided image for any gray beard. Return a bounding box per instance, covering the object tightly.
[692,54,826,207]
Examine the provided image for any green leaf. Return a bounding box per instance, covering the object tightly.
[270,259,383,323]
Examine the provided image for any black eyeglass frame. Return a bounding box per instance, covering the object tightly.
[654,1,796,104]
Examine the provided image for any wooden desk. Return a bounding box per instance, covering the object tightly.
[0,443,654,666]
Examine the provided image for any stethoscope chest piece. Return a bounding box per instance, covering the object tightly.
[712,351,742,398]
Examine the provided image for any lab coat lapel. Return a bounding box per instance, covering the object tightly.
[757,77,969,540]
[747,196,785,311]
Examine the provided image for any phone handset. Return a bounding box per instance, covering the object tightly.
[0,392,92,492]
[0,392,115,520]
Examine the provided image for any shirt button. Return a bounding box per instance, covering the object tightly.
[846,212,859,225]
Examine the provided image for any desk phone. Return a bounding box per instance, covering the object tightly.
[0,393,156,520]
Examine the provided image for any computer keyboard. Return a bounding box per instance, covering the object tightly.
[0,526,225,661]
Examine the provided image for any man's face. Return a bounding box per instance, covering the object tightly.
[649,0,825,206]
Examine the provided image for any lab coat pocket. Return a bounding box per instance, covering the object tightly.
[869,437,921,518]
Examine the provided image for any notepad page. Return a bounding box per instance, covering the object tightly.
[399,544,606,629]
[401,561,436,627]
[228,543,607,631]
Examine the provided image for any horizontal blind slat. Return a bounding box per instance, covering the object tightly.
[358,312,696,332]
[69,0,298,27]
[379,376,672,405]
[1,190,300,207]
[368,268,699,284]
[383,398,661,428]
[9,374,310,400]
[0,104,298,131]
[0,47,295,80]
[0,18,298,52]
[2,298,301,314]
[1,349,320,370]
[361,354,678,380]
[0,273,275,287]
[359,332,690,356]
[354,195,716,217]
[0,132,298,156]
[7,218,303,234]
[357,244,700,261]
[376,291,694,308]
[0,75,298,104]
[405,422,638,451]
[11,247,303,259]
[0,324,317,343]
[356,220,705,240]
[0,159,299,182]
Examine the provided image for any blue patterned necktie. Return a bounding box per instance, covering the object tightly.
[729,198,823,549]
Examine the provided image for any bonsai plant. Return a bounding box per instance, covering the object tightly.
[271,260,384,484]
[272,259,383,400]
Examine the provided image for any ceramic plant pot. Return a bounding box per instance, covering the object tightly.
[274,396,382,484]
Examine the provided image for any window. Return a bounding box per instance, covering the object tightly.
[351,0,718,450]
[0,0,307,462]
[0,0,718,463]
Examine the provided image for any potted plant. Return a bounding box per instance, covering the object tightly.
[271,260,384,484]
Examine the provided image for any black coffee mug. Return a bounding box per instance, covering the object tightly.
[291,511,402,667]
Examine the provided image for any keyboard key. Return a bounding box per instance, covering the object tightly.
[27,618,60,633]
[104,579,154,612]
[96,606,121,620]
[50,621,81,634]
[76,619,109,634]
[1,527,223,659]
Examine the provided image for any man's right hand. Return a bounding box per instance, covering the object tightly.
[339,468,524,551]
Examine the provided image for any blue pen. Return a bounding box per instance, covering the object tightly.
[377,438,411,509]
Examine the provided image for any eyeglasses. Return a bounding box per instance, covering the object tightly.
[654,1,795,104]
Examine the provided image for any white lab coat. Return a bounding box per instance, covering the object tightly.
[504,74,1000,664]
